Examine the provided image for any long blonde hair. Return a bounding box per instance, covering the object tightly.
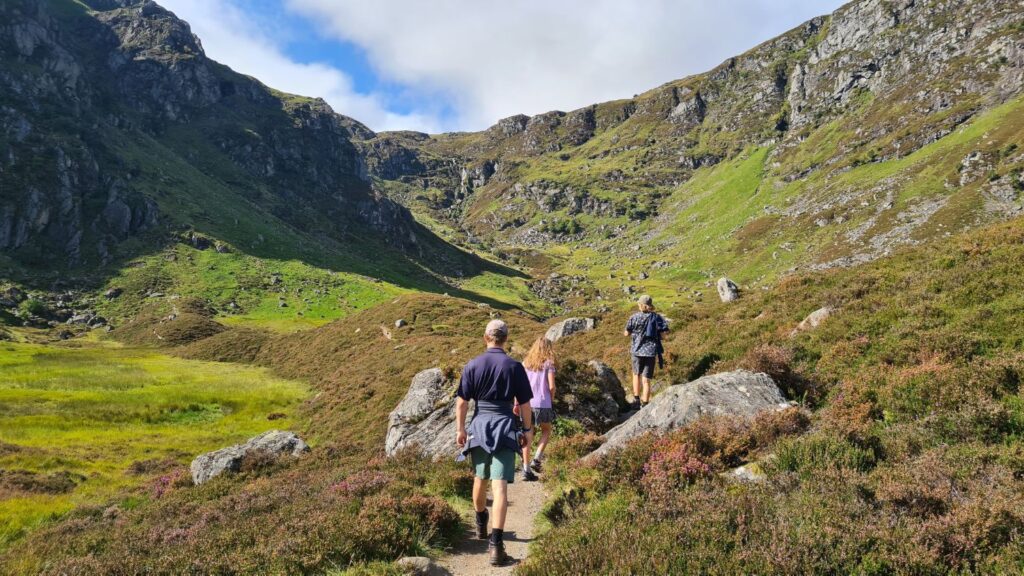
[523,337,558,372]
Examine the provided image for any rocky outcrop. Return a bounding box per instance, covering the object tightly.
[385,368,468,460]
[545,317,596,342]
[589,370,790,458]
[0,0,422,268]
[190,430,309,485]
[554,361,628,432]
[717,278,740,302]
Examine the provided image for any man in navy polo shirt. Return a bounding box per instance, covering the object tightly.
[456,319,534,566]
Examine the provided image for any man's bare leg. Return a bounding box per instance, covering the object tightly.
[491,479,508,529]
[473,477,488,513]
[641,376,652,404]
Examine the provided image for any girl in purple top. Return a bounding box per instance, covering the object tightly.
[516,337,558,480]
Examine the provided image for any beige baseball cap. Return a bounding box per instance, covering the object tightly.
[485,319,509,338]
[638,295,654,307]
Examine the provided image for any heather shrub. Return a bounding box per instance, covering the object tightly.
[641,437,712,514]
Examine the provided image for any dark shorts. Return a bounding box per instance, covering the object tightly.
[632,355,656,378]
[532,407,555,424]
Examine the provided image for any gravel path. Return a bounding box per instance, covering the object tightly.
[438,478,546,575]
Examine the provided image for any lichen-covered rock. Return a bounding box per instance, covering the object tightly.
[190,430,309,485]
[589,370,790,459]
[385,368,469,460]
[545,317,596,342]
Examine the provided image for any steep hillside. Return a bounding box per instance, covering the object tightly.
[0,0,532,326]
[366,0,1024,308]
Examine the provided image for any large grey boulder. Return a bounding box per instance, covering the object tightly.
[190,430,309,485]
[589,370,789,459]
[717,277,740,302]
[545,317,596,342]
[385,368,469,460]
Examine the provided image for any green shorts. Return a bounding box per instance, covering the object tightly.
[471,447,516,483]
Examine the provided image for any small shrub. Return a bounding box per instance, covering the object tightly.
[769,433,878,477]
[553,417,585,437]
[18,299,48,317]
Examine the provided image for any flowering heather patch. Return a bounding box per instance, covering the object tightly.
[332,470,390,497]
[641,437,711,512]
[3,452,467,575]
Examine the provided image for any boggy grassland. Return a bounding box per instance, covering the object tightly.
[0,337,307,551]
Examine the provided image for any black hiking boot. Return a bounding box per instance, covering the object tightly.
[475,510,489,539]
[489,541,510,566]
[529,459,542,473]
[522,467,538,482]
[631,397,642,411]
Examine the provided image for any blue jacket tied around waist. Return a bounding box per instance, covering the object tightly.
[457,401,522,461]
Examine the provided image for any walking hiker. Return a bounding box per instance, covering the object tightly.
[624,294,669,409]
[517,337,558,481]
[456,319,534,566]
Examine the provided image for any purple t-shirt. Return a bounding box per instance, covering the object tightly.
[526,362,555,409]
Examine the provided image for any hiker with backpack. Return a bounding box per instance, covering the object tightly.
[515,336,558,482]
[455,319,534,566]
[624,294,669,409]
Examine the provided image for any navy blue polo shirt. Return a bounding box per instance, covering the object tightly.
[458,348,533,404]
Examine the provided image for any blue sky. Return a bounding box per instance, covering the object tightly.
[160,0,847,133]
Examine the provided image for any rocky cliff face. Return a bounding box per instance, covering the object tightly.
[365,0,1024,285]
[0,0,415,270]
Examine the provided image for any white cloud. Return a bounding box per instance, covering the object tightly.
[158,0,845,133]
[157,0,445,132]
[285,0,845,131]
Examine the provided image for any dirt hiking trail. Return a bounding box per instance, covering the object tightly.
[438,478,546,575]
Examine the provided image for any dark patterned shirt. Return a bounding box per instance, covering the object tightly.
[625,312,668,357]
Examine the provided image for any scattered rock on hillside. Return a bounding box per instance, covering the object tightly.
[731,463,766,483]
[589,370,789,459]
[792,306,835,335]
[396,556,449,576]
[395,319,408,328]
[2,287,25,303]
[717,277,740,302]
[104,287,122,299]
[545,317,596,342]
[190,430,309,485]
[385,368,468,460]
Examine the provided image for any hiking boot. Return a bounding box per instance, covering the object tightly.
[529,459,542,473]
[522,467,539,482]
[489,541,510,566]
[475,511,489,539]
[631,397,642,411]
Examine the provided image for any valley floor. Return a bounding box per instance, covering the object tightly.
[0,334,307,551]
